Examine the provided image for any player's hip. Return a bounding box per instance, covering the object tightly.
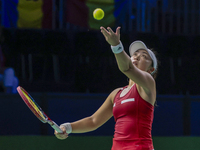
[111,138,154,150]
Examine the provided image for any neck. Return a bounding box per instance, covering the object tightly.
[128,80,135,88]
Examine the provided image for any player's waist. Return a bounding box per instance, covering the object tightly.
[114,120,152,132]
[114,121,152,139]
[113,131,152,140]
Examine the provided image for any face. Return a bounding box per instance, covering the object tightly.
[131,49,154,73]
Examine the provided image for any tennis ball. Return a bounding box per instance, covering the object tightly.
[93,8,104,20]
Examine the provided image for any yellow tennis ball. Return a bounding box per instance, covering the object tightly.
[93,8,104,20]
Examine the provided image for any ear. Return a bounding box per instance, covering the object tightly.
[147,67,155,74]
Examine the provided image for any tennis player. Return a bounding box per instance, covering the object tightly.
[55,26,158,150]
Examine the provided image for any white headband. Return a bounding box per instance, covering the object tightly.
[129,40,157,74]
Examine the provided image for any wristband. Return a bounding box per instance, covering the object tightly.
[60,123,72,134]
[111,41,124,54]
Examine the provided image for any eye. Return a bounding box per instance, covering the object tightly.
[133,52,138,56]
[142,55,147,58]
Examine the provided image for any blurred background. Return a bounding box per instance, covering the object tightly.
[0,0,200,149]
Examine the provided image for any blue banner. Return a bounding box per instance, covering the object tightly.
[2,0,19,28]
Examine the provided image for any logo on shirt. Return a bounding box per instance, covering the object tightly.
[113,98,135,107]
[121,98,135,104]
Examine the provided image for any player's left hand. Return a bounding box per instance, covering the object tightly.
[100,26,121,46]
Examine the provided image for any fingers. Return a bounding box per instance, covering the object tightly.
[107,27,115,35]
[54,126,68,140]
[100,26,121,37]
[60,125,66,132]
[54,130,68,140]
[100,26,110,37]
[116,27,121,36]
[54,130,58,134]
[55,133,68,140]
[100,26,121,46]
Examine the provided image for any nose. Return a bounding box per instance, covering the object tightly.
[131,55,140,63]
[136,55,140,60]
[134,54,140,61]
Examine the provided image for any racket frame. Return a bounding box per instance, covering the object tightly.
[17,86,63,133]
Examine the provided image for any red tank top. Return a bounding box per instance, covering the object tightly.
[113,84,154,141]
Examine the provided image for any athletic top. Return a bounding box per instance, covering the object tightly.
[112,84,154,142]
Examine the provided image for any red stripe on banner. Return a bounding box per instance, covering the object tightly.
[66,0,89,28]
[42,0,52,29]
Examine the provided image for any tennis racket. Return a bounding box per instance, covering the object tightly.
[17,86,63,133]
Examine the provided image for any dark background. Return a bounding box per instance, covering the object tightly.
[2,27,200,95]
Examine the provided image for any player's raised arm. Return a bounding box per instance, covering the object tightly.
[100,26,156,95]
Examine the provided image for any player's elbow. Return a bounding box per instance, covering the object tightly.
[89,116,102,131]
[119,66,131,73]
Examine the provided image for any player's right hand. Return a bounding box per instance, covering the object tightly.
[54,126,68,140]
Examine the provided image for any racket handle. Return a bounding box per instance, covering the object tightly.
[51,121,63,133]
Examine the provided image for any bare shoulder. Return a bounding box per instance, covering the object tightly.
[137,71,156,95]
[136,79,156,105]
[108,87,122,103]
